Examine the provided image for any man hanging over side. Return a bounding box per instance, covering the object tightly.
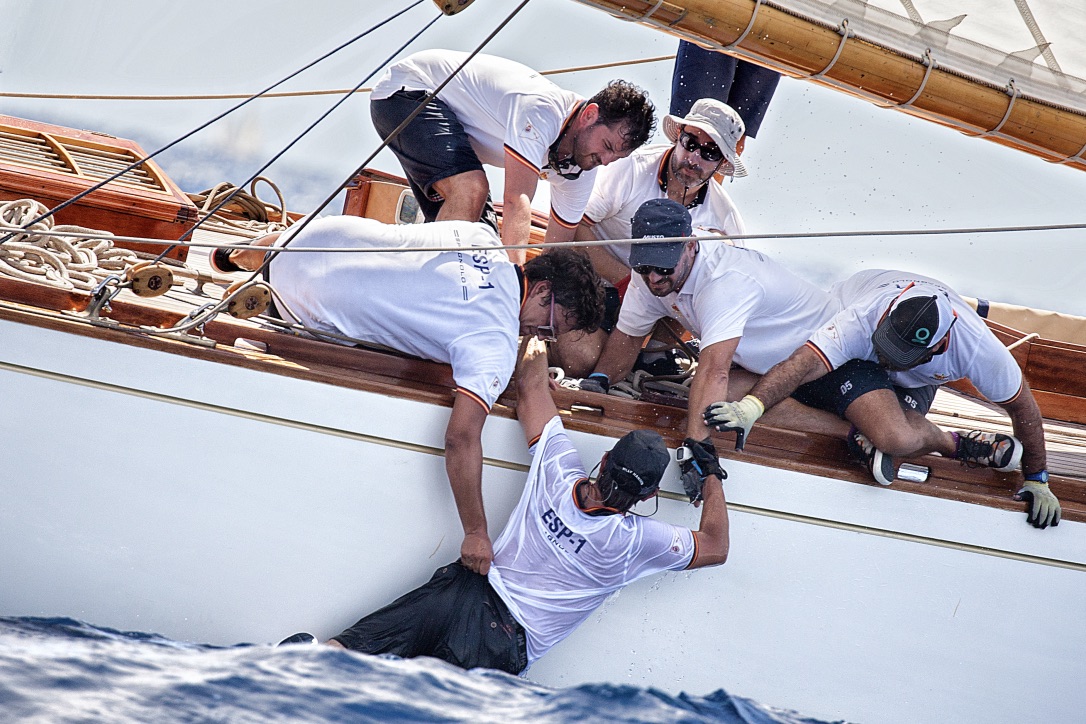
[292,337,730,675]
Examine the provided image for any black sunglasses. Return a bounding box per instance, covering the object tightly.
[547,147,582,180]
[633,264,675,277]
[678,129,724,163]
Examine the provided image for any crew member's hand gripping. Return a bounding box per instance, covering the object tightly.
[677,437,726,504]
[703,395,765,451]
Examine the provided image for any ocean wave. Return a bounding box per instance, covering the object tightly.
[0,617,839,723]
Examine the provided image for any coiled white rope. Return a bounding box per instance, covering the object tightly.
[0,199,139,291]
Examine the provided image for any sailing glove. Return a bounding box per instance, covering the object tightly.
[703,395,765,451]
[578,373,610,395]
[1015,477,1061,528]
[677,437,726,504]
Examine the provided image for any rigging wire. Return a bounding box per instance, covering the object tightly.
[0,0,427,246]
[29,218,1086,254]
[240,0,535,291]
[147,10,445,263]
[0,55,676,102]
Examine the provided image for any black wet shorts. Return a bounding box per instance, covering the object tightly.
[331,560,528,675]
[791,358,936,419]
[370,90,486,223]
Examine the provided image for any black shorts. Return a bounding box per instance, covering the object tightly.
[791,358,936,419]
[370,90,486,223]
[331,560,528,675]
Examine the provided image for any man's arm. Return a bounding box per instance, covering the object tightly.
[686,471,729,569]
[702,344,831,448]
[685,338,740,440]
[515,337,559,444]
[590,329,647,385]
[444,392,493,574]
[574,222,631,285]
[746,344,830,409]
[501,150,543,265]
[999,380,1047,475]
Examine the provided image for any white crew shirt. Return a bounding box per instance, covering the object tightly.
[488,416,695,664]
[583,144,746,266]
[807,269,1024,403]
[269,216,521,410]
[616,243,839,374]
[371,49,595,228]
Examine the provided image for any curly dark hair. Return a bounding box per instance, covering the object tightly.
[523,249,605,333]
[587,80,656,152]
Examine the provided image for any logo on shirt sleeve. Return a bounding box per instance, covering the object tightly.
[670,529,682,553]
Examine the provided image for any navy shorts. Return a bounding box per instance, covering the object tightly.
[331,560,528,675]
[670,41,781,138]
[370,90,486,222]
[791,358,936,419]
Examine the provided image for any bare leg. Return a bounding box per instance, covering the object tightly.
[431,170,489,223]
[324,639,345,648]
[845,390,956,457]
[725,368,852,438]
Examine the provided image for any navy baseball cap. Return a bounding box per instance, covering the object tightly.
[872,291,956,368]
[606,429,669,496]
[628,199,692,270]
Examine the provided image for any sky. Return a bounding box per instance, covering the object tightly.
[3,0,1086,315]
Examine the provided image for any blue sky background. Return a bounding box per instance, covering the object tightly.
[3,0,1086,314]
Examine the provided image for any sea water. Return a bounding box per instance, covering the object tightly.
[0,617,837,723]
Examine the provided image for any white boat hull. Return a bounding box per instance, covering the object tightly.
[2,316,1084,724]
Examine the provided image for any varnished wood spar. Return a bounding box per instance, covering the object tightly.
[571,0,1086,170]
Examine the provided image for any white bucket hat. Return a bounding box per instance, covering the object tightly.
[662,98,748,178]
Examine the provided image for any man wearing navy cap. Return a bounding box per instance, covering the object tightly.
[704,269,1061,529]
[289,338,729,674]
[581,198,840,502]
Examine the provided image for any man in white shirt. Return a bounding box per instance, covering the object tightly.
[704,269,1061,528]
[311,337,729,674]
[581,199,839,498]
[370,49,655,264]
[552,99,749,375]
[216,215,607,570]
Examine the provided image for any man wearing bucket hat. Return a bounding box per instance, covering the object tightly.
[583,198,840,502]
[287,338,730,674]
[552,99,750,375]
[704,269,1061,529]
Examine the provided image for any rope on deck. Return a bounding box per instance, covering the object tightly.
[0,199,138,290]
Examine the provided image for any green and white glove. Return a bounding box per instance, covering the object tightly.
[703,395,765,451]
[1015,474,1061,528]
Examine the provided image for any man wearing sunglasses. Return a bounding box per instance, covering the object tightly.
[582,199,841,501]
[703,270,1061,529]
[552,99,748,376]
[370,50,655,265]
[215,215,607,571]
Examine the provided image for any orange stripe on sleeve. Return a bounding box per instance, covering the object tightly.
[456,387,491,414]
[805,341,834,372]
[504,145,540,173]
[528,433,542,449]
[686,531,701,569]
[549,208,580,229]
[994,379,1024,406]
